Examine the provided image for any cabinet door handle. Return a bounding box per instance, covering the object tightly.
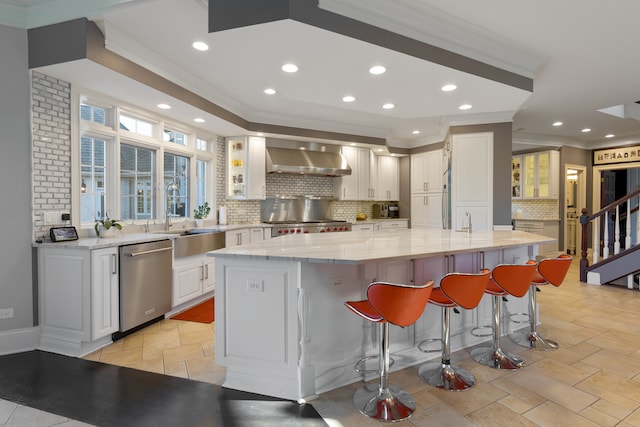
[423,182,427,191]
[425,196,428,205]
[237,234,242,245]
[111,253,117,275]
[201,265,204,280]
[204,264,209,280]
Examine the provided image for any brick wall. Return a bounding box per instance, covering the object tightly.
[31,71,71,240]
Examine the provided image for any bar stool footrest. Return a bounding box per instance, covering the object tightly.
[354,355,395,374]
[470,325,493,337]
[417,337,442,353]
[509,312,530,324]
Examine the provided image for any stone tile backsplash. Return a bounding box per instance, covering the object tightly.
[512,199,559,219]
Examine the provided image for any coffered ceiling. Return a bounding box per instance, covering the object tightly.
[3,0,640,153]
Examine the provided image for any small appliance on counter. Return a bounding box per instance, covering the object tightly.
[388,203,399,218]
[372,203,389,218]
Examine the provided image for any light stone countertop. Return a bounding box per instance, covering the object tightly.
[32,222,271,250]
[32,232,178,250]
[208,228,554,265]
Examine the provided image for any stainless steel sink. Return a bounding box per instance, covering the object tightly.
[173,230,225,258]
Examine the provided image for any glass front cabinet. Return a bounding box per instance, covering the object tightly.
[511,155,522,198]
[226,136,266,200]
[520,150,559,199]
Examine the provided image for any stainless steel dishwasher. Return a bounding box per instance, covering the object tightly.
[117,239,173,337]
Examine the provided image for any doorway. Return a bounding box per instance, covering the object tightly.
[565,165,586,255]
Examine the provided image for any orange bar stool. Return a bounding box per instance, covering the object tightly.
[471,262,537,370]
[418,269,490,391]
[345,280,433,423]
[512,255,572,351]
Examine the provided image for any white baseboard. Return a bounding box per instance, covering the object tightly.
[0,327,40,355]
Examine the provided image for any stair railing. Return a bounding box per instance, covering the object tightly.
[580,187,640,283]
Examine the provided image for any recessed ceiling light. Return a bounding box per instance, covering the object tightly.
[412,130,420,135]
[256,133,264,136]
[441,84,457,92]
[382,103,395,109]
[299,147,306,150]
[192,41,209,51]
[342,95,355,103]
[193,118,205,123]
[552,121,563,127]
[458,104,472,110]
[369,65,386,75]
[264,88,276,95]
[281,63,298,73]
[377,148,383,152]
[350,142,357,146]
[157,103,171,109]
[581,128,591,133]
[605,133,615,138]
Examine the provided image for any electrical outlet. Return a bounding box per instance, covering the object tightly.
[0,308,14,319]
[247,281,264,292]
[331,278,343,287]
[44,211,66,225]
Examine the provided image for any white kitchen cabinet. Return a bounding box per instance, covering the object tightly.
[379,219,409,230]
[377,155,399,201]
[368,150,378,199]
[411,149,444,229]
[37,246,119,357]
[522,151,559,199]
[90,247,120,340]
[226,136,266,200]
[450,133,493,232]
[334,146,373,200]
[173,255,215,307]
[225,227,267,247]
[411,193,443,229]
[226,229,250,247]
[411,150,444,193]
[351,223,375,232]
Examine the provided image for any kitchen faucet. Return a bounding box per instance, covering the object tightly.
[166,182,179,231]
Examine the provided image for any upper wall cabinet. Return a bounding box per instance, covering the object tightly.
[411,150,444,194]
[520,150,559,199]
[226,136,266,200]
[376,155,399,201]
[334,146,374,200]
[511,156,522,198]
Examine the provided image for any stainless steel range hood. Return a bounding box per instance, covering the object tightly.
[265,146,352,177]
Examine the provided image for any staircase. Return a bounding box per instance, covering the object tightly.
[580,188,640,287]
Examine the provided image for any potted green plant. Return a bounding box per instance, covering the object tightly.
[193,202,211,227]
[94,215,122,237]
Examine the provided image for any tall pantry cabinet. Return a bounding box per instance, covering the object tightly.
[450,132,493,231]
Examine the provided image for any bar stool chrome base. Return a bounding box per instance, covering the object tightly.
[470,347,524,370]
[353,383,416,422]
[510,330,559,351]
[418,361,475,391]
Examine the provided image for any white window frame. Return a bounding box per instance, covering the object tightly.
[71,87,218,232]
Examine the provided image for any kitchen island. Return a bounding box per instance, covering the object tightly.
[208,229,553,402]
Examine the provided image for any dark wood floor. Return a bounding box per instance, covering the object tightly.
[0,351,327,427]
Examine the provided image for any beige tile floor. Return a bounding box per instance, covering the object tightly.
[10,256,640,426]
